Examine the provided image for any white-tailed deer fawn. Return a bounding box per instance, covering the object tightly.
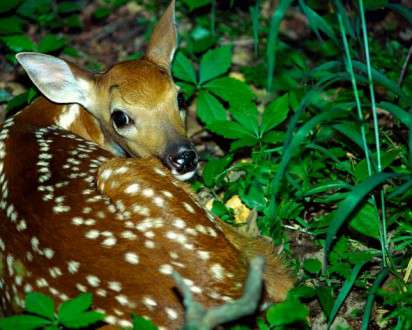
[0,2,293,329]
[0,108,292,328]
[15,0,198,181]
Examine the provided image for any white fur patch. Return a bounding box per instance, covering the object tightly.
[56,104,80,130]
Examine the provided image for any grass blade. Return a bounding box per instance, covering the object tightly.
[361,268,390,330]
[266,0,293,91]
[328,260,369,328]
[324,172,400,260]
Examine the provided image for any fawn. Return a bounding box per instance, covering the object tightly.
[0,1,293,328]
[15,0,198,181]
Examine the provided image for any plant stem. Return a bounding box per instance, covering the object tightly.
[359,0,389,265]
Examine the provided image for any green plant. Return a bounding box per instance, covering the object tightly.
[0,292,104,330]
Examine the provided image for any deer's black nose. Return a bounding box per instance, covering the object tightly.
[164,141,198,179]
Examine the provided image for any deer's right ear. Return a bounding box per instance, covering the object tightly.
[16,52,95,109]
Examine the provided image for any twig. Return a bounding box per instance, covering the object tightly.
[398,43,412,87]
[172,257,265,330]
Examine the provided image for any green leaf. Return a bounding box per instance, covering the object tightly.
[58,293,92,323]
[196,91,227,126]
[1,35,36,52]
[203,156,232,187]
[38,34,66,53]
[354,149,399,181]
[25,292,55,320]
[261,131,285,144]
[364,0,387,11]
[324,172,400,257]
[317,286,334,318]
[207,120,253,140]
[182,0,211,11]
[0,0,20,13]
[0,315,51,330]
[0,16,24,35]
[132,314,158,330]
[266,296,308,326]
[230,103,259,136]
[348,202,380,239]
[172,52,197,84]
[261,93,289,134]
[230,136,258,151]
[177,82,196,99]
[303,258,322,274]
[57,1,81,13]
[205,77,254,106]
[93,7,111,20]
[199,46,232,84]
[60,311,104,329]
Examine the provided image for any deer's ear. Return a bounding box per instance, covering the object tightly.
[16,52,95,109]
[145,0,177,70]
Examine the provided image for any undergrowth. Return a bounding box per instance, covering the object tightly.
[0,0,411,329]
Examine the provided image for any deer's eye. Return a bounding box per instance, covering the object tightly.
[111,110,132,130]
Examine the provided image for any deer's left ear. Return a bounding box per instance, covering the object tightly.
[145,0,177,70]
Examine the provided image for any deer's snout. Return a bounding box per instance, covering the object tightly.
[164,141,198,180]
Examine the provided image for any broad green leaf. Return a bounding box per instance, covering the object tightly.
[261,131,285,144]
[196,91,227,125]
[25,292,55,320]
[328,260,368,326]
[324,172,400,257]
[199,46,232,84]
[17,0,52,19]
[207,120,253,140]
[38,34,66,53]
[0,0,19,13]
[317,286,334,318]
[303,258,322,274]
[172,52,197,84]
[177,82,196,99]
[261,93,289,134]
[299,0,337,42]
[58,293,92,323]
[205,77,254,106]
[364,0,387,10]
[57,1,81,13]
[182,0,211,11]
[60,311,104,329]
[0,315,51,330]
[348,202,380,239]
[266,296,308,326]
[0,16,24,35]
[230,103,259,136]
[202,156,232,187]
[93,7,111,20]
[333,123,365,151]
[354,149,399,181]
[132,314,158,330]
[230,136,258,151]
[1,35,36,52]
